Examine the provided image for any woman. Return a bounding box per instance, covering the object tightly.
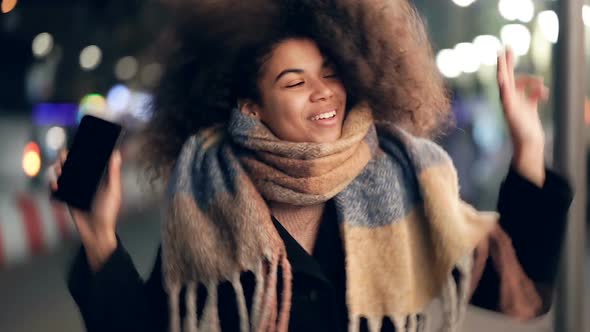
[54,1,572,331]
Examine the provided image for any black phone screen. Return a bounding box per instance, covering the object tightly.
[52,115,123,211]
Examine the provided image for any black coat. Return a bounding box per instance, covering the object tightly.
[67,167,573,332]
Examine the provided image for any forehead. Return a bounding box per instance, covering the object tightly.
[264,38,325,72]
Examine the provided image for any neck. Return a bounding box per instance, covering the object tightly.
[269,201,326,253]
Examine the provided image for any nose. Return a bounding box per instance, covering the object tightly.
[310,78,334,102]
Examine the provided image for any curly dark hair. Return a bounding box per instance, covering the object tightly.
[141,0,450,181]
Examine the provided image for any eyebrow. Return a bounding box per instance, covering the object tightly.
[273,59,333,83]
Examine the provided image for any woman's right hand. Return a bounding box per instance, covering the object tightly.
[50,149,123,272]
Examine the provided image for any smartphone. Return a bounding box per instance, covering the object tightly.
[52,115,124,211]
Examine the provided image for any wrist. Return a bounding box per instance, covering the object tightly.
[83,232,117,272]
[512,143,546,187]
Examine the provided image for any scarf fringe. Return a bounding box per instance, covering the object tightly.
[276,254,293,332]
[440,254,473,332]
[231,275,250,332]
[184,282,197,332]
[169,284,181,332]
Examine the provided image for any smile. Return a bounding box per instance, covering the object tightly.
[310,110,336,121]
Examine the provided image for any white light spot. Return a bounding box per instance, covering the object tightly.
[115,56,139,81]
[107,84,132,115]
[46,126,66,151]
[583,5,590,28]
[498,0,534,23]
[537,10,559,44]
[79,45,102,71]
[454,42,481,73]
[452,0,476,8]
[140,63,163,87]
[501,24,531,56]
[32,32,54,58]
[473,35,503,66]
[436,49,461,79]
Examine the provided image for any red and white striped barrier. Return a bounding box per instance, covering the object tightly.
[0,192,76,267]
[0,166,160,268]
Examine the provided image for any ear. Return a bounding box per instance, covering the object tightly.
[238,99,262,120]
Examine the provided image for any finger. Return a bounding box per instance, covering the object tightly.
[505,47,515,85]
[107,150,122,193]
[497,51,508,88]
[528,85,550,103]
[59,149,68,165]
[515,77,546,95]
[514,75,544,87]
[54,161,62,177]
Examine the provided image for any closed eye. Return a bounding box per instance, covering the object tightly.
[286,81,304,88]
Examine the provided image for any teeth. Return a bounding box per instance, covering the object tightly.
[311,110,336,121]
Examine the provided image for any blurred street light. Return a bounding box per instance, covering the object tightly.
[451,0,476,8]
[115,56,139,81]
[454,42,480,73]
[140,63,162,87]
[538,10,559,44]
[436,49,461,78]
[500,24,531,56]
[1,0,17,14]
[583,5,590,27]
[22,142,41,178]
[107,84,132,115]
[79,45,102,71]
[473,35,502,66]
[45,126,66,151]
[32,32,54,59]
[78,93,107,121]
[498,0,535,23]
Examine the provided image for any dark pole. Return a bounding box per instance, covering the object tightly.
[553,0,586,331]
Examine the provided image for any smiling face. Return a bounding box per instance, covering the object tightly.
[239,38,347,143]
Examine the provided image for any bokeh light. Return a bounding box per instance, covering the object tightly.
[128,91,154,121]
[32,32,54,59]
[22,142,41,177]
[115,56,139,81]
[78,93,107,122]
[454,42,481,73]
[582,5,590,28]
[537,10,559,44]
[45,126,66,151]
[436,49,461,78]
[500,24,531,56]
[140,63,163,87]
[451,0,476,8]
[79,45,102,71]
[498,0,535,23]
[1,0,18,14]
[473,35,502,66]
[107,84,132,115]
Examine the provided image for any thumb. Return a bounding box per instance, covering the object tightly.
[107,150,122,192]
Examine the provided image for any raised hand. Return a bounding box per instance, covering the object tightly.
[497,48,548,186]
[50,149,122,271]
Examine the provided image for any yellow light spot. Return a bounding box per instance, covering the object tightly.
[22,147,41,178]
[1,0,18,14]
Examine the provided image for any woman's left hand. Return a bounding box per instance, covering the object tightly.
[497,48,549,187]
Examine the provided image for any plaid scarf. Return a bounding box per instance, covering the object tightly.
[162,104,498,332]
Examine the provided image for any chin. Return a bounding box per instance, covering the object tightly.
[314,130,342,143]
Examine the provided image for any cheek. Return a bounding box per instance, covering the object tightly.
[268,94,308,123]
[333,82,347,102]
